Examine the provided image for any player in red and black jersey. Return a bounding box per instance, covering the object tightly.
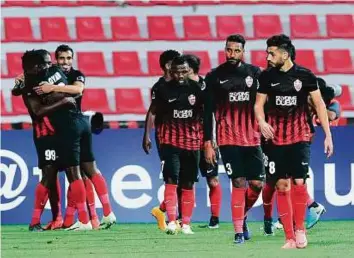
[255,34,333,249]
[143,50,181,231]
[204,35,265,244]
[150,55,207,235]
[34,45,116,230]
[185,54,222,229]
[20,49,91,231]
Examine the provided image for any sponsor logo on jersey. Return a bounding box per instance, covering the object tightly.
[47,72,62,84]
[229,92,250,102]
[245,76,253,88]
[173,109,193,119]
[294,79,302,91]
[276,96,297,106]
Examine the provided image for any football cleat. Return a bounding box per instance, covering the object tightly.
[44,217,63,230]
[166,221,178,235]
[181,224,195,235]
[100,212,116,229]
[295,230,308,249]
[65,220,92,231]
[274,218,283,230]
[234,233,245,244]
[281,239,297,249]
[29,224,44,232]
[208,216,219,229]
[243,219,251,240]
[263,218,275,236]
[151,207,167,231]
[306,203,326,229]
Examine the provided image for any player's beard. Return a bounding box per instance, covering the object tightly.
[226,58,241,66]
[268,60,284,69]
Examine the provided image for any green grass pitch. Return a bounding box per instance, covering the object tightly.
[2,221,354,258]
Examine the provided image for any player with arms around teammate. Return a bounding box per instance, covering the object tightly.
[150,55,207,235]
[34,45,116,229]
[20,50,91,231]
[204,35,265,244]
[184,54,222,229]
[143,50,181,231]
[255,34,333,249]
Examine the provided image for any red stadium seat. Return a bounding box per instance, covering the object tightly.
[290,15,320,39]
[76,17,105,40]
[40,17,70,41]
[11,95,28,115]
[81,89,115,113]
[1,92,10,116]
[4,0,37,6]
[218,51,226,64]
[147,51,163,76]
[115,88,146,114]
[295,50,318,73]
[253,15,282,38]
[326,15,354,38]
[323,49,353,73]
[216,15,245,39]
[183,16,212,40]
[40,1,76,6]
[77,52,108,76]
[76,0,116,5]
[113,52,143,76]
[337,85,354,110]
[147,16,177,40]
[251,50,267,69]
[184,51,211,75]
[4,17,34,41]
[6,53,23,77]
[111,16,141,40]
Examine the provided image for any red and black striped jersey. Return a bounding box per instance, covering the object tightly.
[204,62,262,146]
[258,64,318,145]
[152,79,206,150]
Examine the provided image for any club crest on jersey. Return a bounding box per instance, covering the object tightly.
[245,76,253,88]
[294,79,302,91]
[188,94,196,105]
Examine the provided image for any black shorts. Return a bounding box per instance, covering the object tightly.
[34,135,59,169]
[159,144,200,183]
[219,145,265,181]
[262,141,310,181]
[199,148,220,178]
[56,115,93,169]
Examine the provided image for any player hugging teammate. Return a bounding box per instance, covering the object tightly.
[14,46,116,231]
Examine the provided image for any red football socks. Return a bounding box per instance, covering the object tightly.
[292,184,308,230]
[262,182,276,219]
[209,183,222,217]
[231,187,246,233]
[181,189,195,225]
[30,183,49,226]
[245,186,261,214]
[91,174,112,216]
[164,184,177,222]
[63,185,75,228]
[83,177,98,219]
[277,190,295,240]
[70,179,89,224]
[48,178,62,221]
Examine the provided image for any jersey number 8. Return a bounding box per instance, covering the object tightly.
[45,149,56,161]
[269,161,276,174]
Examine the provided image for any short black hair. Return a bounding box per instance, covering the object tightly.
[159,49,181,70]
[170,55,189,68]
[317,77,335,106]
[225,34,246,48]
[266,34,295,58]
[55,44,74,59]
[184,54,201,74]
[22,50,43,71]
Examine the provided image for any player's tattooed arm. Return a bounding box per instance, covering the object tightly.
[203,74,216,165]
[309,89,333,157]
[23,93,76,119]
[12,73,25,96]
[142,104,156,155]
[35,81,84,95]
